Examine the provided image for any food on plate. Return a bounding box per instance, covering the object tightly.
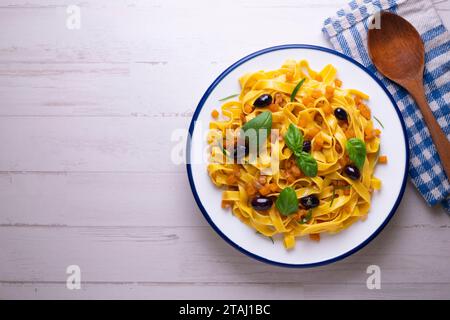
[207,59,385,249]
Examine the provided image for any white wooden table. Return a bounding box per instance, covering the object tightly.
[0,0,449,299]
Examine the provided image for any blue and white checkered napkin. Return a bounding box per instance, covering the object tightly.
[322,0,450,213]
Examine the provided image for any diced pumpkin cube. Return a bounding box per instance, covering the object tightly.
[358,103,371,119]
[322,103,333,115]
[302,96,313,105]
[298,115,309,127]
[313,134,324,151]
[307,126,320,139]
[259,184,271,196]
[325,86,335,99]
[345,128,355,139]
[309,234,321,241]
[290,165,301,177]
[269,103,279,112]
[269,183,280,192]
[211,109,219,119]
[378,155,388,164]
[312,89,322,99]
[246,183,257,196]
[221,200,232,209]
[364,126,374,140]
[286,71,294,81]
[226,175,238,184]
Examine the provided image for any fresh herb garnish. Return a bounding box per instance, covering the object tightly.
[330,186,336,207]
[217,140,229,156]
[299,209,313,224]
[283,124,318,177]
[242,111,272,132]
[219,94,239,102]
[296,152,318,177]
[373,116,384,129]
[330,185,351,207]
[242,111,272,145]
[255,231,274,244]
[346,138,366,170]
[284,123,304,154]
[290,78,306,102]
[275,187,299,216]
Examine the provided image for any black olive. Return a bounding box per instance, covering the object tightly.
[302,140,311,153]
[233,144,248,161]
[233,138,249,161]
[334,108,348,121]
[253,94,273,108]
[299,195,320,209]
[344,164,361,180]
[251,196,273,211]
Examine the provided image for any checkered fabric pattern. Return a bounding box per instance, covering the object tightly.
[322,0,450,213]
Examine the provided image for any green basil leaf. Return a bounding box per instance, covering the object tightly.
[275,187,299,216]
[284,123,303,154]
[296,152,318,177]
[346,138,366,169]
[290,78,306,102]
[242,111,272,145]
[242,111,272,133]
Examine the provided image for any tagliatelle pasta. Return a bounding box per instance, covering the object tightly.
[207,59,384,250]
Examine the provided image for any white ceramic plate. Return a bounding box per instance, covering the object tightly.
[187,45,408,267]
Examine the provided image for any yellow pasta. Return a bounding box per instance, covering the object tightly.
[207,59,383,250]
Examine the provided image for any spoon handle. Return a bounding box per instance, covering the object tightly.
[405,79,450,180]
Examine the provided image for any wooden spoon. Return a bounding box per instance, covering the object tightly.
[368,11,450,179]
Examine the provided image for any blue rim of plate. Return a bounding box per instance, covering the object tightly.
[186,44,409,268]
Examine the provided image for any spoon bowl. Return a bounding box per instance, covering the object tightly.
[368,11,450,179]
[368,12,425,82]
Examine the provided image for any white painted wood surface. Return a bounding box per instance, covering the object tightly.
[0,0,449,299]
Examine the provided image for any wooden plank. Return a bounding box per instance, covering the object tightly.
[0,175,447,227]
[1,282,449,299]
[0,282,303,300]
[0,117,190,172]
[306,283,450,299]
[0,0,341,8]
[0,0,342,118]
[0,172,205,227]
[0,3,447,118]
[0,1,337,64]
[0,1,341,117]
[0,62,210,117]
[0,223,448,283]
